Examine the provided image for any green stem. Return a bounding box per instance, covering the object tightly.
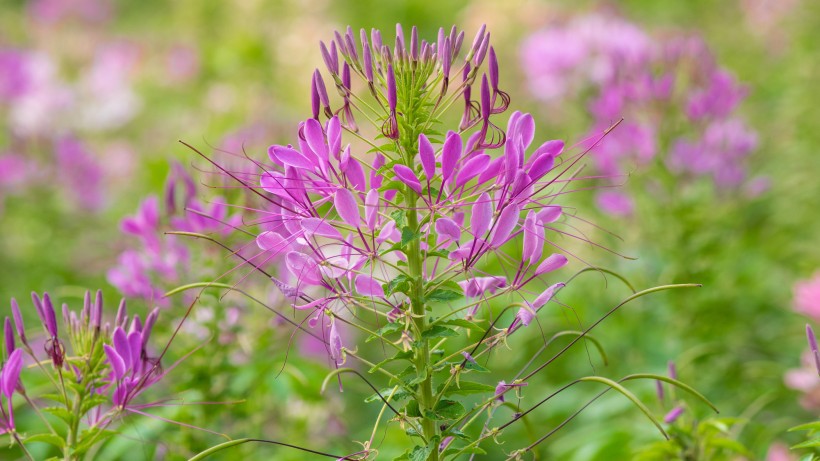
[406,192,439,461]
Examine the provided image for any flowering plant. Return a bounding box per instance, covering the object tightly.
[1,290,171,460]
[184,24,716,460]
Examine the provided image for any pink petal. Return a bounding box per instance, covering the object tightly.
[471,192,493,238]
[301,218,343,240]
[537,206,562,224]
[435,218,461,241]
[104,345,126,382]
[455,154,490,189]
[334,189,360,227]
[304,118,329,163]
[532,282,564,308]
[441,130,462,182]
[418,133,436,180]
[355,274,384,297]
[268,145,314,170]
[286,251,323,286]
[365,189,380,230]
[535,254,568,276]
[326,116,342,159]
[490,204,520,248]
[256,231,288,253]
[1,349,23,397]
[393,164,422,194]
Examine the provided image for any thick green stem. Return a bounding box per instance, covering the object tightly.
[407,190,438,460]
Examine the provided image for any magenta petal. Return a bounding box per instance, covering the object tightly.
[104,344,126,382]
[334,189,360,227]
[471,192,493,238]
[393,164,423,194]
[355,274,384,297]
[490,204,520,248]
[268,145,314,170]
[476,156,504,185]
[532,139,564,159]
[286,251,323,286]
[435,218,461,241]
[516,306,535,327]
[1,349,23,397]
[260,172,290,199]
[112,327,132,370]
[365,189,380,231]
[529,153,556,181]
[301,218,343,240]
[522,211,544,265]
[326,116,342,159]
[304,118,329,163]
[537,206,562,224]
[256,231,288,253]
[441,131,462,182]
[455,154,490,189]
[418,134,436,180]
[532,282,564,308]
[518,113,535,149]
[535,254,568,276]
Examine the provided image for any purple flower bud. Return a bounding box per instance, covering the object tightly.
[42,293,58,337]
[82,291,91,325]
[656,380,664,402]
[441,37,452,80]
[31,292,44,322]
[92,290,103,330]
[333,30,347,57]
[345,26,358,62]
[410,26,419,60]
[461,351,477,364]
[313,70,331,115]
[473,32,490,68]
[807,324,820,377]
[418,134,436,180]
[310,75,320,119]
[329,320,344,365]
[115,299,127,328]
[320,41,338,76]
[395,24,405,54]
[468,25,486,62]
[387,64,397,112]
[4,317,15,357]
[663,406,684,424]
[10,299,26,343]
[668,361,678,380]
[480,74,491,122]
[362,38,374,83]
[371,29,383,56]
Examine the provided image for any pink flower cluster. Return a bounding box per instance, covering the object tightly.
[520,13,760,215]
[108,163,241,304]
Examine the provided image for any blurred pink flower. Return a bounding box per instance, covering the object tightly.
[794,273,820,320]
[765,443,796,461]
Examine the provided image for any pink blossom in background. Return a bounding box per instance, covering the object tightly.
[520,13,760,216]
[28,0,113,24]
[765,443,796,461]
[784,350,820,410]
[794,273,820,321]
[54,136,105,211]
[165,44,200,83]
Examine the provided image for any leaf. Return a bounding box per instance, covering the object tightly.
[436,380,495,396]
[425,280,464,303]
[439,318,485,333]
[421,326,459,340]
[425,399,466,420]
[79,394,110,415]
[364,386,413,403]
[383,275,413,297]
[409,445,432,461]
[789,421,820,432]
[43,407,74,426]
[401,227,421,246]
[402,400,422,418]
[442,446,486,457]
[369,350,414,374]
[462,360,490,373]
[366,322,405,342]
[793,438,820,449]
[390,210,407,228]
[23,433,65,449]
[74,427,117,456]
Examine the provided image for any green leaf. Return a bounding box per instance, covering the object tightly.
[409,445,432,461]
[425,399,466,420]
[369,350,414,374]
[442,446,486,457]
[23,433,65,449]
[425,280,464,303]
[421,325,459,340]
[401,227,421,246]
[366,322,405,342]
[439,318,485,333]
[384,275,413,297]
[403,400,422,418]
[364,386,413,403]
[437,380,495,396]
[790,421,820,432]
[74,428,117,456]
[79,394,110,415]
[462,360,490,373]
[391,210,407,228]
[43,407,74,426]
[793,438,820,449]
